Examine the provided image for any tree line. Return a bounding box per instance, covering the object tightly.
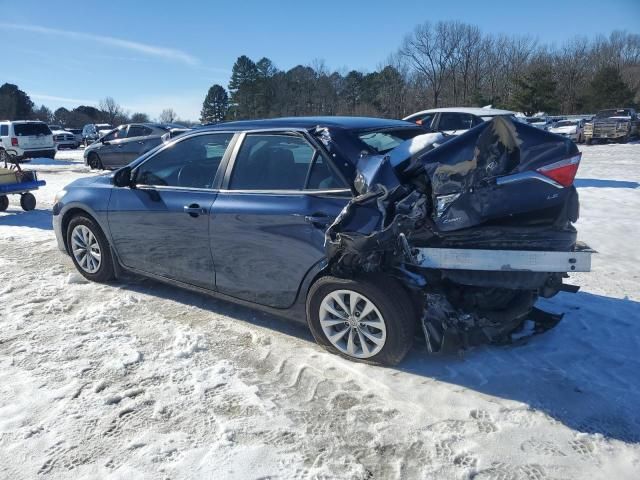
[201,24,639,122]
[0,84,184,127]
[2,21,638,126]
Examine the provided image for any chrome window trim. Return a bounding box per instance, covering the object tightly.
[217,188,352,196]
[133,184,218,193]
[132,185,351,196]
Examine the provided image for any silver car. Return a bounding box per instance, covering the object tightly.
[83,123,186,169]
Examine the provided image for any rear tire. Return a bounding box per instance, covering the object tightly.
[66,215,115,282]
[0,195,8,211]
[306,275,416,366]
[20,192,36,211]
[585,137,592,145]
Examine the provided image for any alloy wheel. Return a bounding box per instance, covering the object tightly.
[71,225,102,273]
[319,289,387,359]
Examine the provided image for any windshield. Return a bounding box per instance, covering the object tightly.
[14,123,51,136]
[554,121,576,127]
[596,109,631,118]
[356,128,424,154]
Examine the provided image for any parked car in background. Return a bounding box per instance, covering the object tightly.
[66,128,83,145]
[83,123,186,169]
[0,120,55,161]
[524,117,552,130]
[82,123,114,146]
[49,125,79,150]
[548,119,585,143]
[584,108,638,144]
[403,107,518,135]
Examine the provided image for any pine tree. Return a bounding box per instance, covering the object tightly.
[201,84,229,123]
[0,83,34,120]
[584,66,636,111]
[228,56,259,119]
[511,66,559,116]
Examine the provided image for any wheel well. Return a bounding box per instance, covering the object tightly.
[60,208,98,253]
[306,270,422,326]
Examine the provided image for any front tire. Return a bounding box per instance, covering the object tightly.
[87,152,103,170]
[0,195,8,211]
[66,215,115,282]
[306,275,416,366]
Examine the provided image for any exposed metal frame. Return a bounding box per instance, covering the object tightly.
[414,247,592,272]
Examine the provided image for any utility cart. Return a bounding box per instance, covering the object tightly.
[0,158,46,212]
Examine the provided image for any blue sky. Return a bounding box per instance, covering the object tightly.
[1,0,638,121]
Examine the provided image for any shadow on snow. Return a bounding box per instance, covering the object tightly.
[113,272,640,444]
[0,208,53,230]
[575,178,639,189]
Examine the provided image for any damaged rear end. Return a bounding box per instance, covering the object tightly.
[324,117,593,352]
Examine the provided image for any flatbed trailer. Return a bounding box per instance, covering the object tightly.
[0,173,46,211]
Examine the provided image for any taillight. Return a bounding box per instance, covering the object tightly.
[11,137,18,147]
[537,153,581,187]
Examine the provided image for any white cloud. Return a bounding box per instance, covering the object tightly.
[31,94,97,105]
[0,23,199,66]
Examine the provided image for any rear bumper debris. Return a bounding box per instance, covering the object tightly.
[413,246,592,272]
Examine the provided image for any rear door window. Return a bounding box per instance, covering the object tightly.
[14,123,51,136]
[0,125,8,136]
[229,134,313,190]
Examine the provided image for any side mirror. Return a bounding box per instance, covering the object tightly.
[101,139,110,145]
[113,166,133,187]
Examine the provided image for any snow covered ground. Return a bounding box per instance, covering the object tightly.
[0,144,639,479]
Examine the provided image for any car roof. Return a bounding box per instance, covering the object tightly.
[2,120,47,124]
[200,116,416,132]
[403,107,515,119]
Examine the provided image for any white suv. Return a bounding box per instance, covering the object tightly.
[0,120,56,162]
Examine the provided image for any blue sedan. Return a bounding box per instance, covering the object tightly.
[53,117,425,365]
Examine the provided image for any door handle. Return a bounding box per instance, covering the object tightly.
[184,204,207,217]
[137,141,145,144]
[304,214,333,226]
[116,144,123,148]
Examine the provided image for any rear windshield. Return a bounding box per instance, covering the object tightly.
[14,123,51,136]
[356,128,424,154]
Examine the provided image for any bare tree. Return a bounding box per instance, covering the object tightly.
[99,97,124,125]
[400,21,461,107]
[158,108,177,123]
